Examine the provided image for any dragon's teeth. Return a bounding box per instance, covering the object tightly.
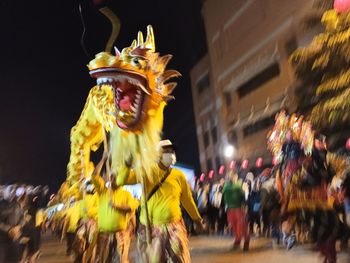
[130,105,137,112]
[141,87,150,95]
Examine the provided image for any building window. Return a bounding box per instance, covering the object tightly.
[285,36,298,56]
[237,63,280,98]
[206,159,213,171]
[224,92,232,107]
[197,73,210,94]
[243,114,276,137]
[203,131,210,148]
[211,127,218,144]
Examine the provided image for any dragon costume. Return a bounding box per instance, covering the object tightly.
[267,111,345,212]
[267,111,347,260]
[66,25,180,188]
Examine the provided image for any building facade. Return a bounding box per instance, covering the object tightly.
[191,0,330,173]
[190,55,221,173]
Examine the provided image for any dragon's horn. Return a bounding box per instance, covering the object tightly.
[160,70,182,83]
[145,25,155,52]
[114,47,121,57]
[164,95,175,102]
[158,54,173,69]
[165,82,177,95]
[137,31,144,46]
[98,7,121,53]
[131,39,137,49]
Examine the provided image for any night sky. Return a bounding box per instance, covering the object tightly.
[0,0,207,191]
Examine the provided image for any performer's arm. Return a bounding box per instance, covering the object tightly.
[179,171,202,222]
[109,192,139,213]
[109,201,132,213]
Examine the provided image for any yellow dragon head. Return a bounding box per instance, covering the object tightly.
[64,7,180,195]
[88,25,180,131]
[80,25,181,183]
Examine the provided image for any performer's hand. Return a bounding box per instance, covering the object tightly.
[109,201,131,213]
[194,219,205,234]
[8,225,21,241]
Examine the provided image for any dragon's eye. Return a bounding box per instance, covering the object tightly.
[132,58,139,65]
[132,57,140,66]
[131,57,146,69]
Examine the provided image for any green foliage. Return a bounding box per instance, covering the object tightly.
[290,9,350,130]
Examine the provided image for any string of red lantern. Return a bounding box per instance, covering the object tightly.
[241,159,249,170]
[346,137,350,150]
[199,173,205,182]
[197,155,282,182]
[208,170,214,179]
[219,165,225,175]
[334,0,350,13]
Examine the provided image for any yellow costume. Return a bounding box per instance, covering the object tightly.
[118,166,201,226]
[65,201,83,233]
[81,192,99,220]
[92,174,138,232]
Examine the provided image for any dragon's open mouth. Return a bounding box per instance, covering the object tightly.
[90,68,150,130]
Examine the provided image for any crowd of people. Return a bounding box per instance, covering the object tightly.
[0,184,49,263]
[190,133,350,263]
[2,138,350,263]
[194,167,350,246]
[50,137,349,263]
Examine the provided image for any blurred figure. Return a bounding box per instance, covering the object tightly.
[197,183,210,233]
[115,197,139,263]
[25,185,48,262]
[118,139,204,263]
[207,184,218,235]
[215,179,227,235]
[329,175,350,251]
[343,171,350,228]
[247,180,261,236]
[209,179,225,235]
[61,196,81,260]
[92,153,139,263]
[259,168,281,241]
[223,172,250,251]
[18,187,39,263]
[0,185,25,263]
[81,179,99,263]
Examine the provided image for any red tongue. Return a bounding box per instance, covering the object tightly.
[119,95,132,111]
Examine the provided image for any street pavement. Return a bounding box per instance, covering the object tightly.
[39,234,349,263]
[38,234,71,263]
[189,235,349,263]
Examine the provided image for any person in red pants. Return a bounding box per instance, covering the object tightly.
[223,172,250,251]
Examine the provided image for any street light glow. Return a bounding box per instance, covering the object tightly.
[224,144,235,158]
